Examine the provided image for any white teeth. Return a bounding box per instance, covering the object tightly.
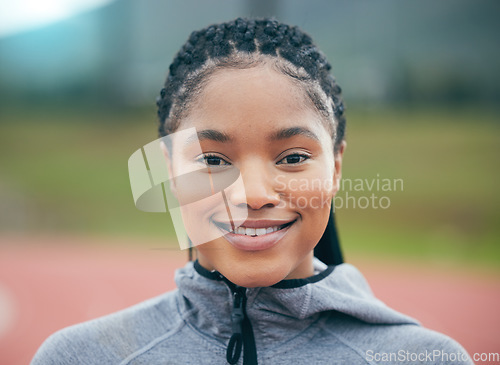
[255,228,266,236]
[231,225,285,236]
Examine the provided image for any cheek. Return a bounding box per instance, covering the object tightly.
[175,171,249,245]
[177,193,227,247]
[275,167,335,212]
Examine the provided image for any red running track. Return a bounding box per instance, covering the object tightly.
[0,235,499,365]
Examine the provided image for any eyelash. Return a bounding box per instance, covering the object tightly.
[276,153,310,165]
[197,152,311,167]
[198,153,231,167]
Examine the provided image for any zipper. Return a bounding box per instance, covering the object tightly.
[222,277,258,365]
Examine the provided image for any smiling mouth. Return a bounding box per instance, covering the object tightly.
[213,220,296,237]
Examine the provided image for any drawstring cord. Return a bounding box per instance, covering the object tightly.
[227,288,245,364]
[194,263,256,365]
[192,261,259,364]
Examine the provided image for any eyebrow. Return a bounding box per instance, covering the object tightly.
[184,129,232,145]
[183,126,319,146]
[268,127,320,142]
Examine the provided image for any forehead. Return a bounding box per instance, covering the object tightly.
[180,65,331,145]
[196,66,306,115]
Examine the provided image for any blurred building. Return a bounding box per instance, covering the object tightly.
[0,0,499,108]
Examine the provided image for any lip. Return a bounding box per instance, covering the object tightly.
[213,218,296,229]
[213,218,296,251]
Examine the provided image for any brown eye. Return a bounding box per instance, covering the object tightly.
[206,156,223,165]
[198,154,231,167]
[277,153,309,165]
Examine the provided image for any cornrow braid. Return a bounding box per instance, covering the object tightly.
[157,17,346,154]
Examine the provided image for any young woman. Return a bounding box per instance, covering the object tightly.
[32,18,473,364]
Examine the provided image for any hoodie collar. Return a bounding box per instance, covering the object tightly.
[192,259,335,289]
[175,258,417,345]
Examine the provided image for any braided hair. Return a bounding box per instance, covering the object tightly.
[156,17,346,154]
[157,18,345,266]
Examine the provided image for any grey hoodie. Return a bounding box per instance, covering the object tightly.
[31,259,473,364]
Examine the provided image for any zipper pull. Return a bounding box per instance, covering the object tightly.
[231,290,244,334]
[227,288,244,364]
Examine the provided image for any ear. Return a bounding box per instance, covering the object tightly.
[160,140,177,194]
[332,140,346,195]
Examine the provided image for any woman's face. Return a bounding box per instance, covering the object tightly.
[171,65,344,287]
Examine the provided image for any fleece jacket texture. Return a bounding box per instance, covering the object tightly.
[31,258,473,364]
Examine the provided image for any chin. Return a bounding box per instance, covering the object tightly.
[196,233,315,288]
[222,263,291,288]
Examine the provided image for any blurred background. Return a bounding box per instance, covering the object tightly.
[1,0,499,364]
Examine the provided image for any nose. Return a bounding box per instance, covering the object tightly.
[227,160,281,210]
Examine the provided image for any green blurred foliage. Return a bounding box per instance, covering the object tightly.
[1,106,498,269]
[336,107,500,267]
